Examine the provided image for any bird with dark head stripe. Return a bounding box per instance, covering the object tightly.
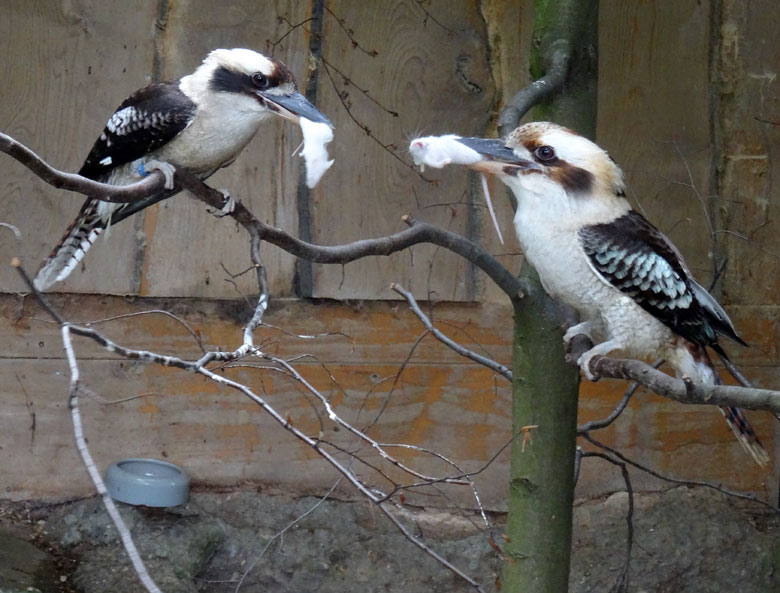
[35,48,332,291]
[413,121,767,465]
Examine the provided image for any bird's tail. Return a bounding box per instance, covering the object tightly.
[690,344,769,466]
[719,406,769,466]
[33,198,108,291]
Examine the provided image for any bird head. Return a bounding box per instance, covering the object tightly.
[181,48,332,127]
[457,122,626,205]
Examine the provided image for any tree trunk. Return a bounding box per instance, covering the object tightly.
[500,1,597,591]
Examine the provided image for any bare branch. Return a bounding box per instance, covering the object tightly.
[174,168,526,302]
[578,359,664,433]
[5,130,780,415]
[235,479,342,592]
[323,5,378,57]
[17,243,165,593]
[582,433,780,513]
[14,247,490,587]
[62,326,163,593]
[391,282,512,380]
[581,451,633,593]
[0,131,524,302]
[497,44,570,137]
[568,334,780,414]
[0,222,22,243]
[377,503,488,593]
[0,131,167,202]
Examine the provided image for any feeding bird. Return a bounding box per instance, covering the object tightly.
[34,48,333,291]
[410,122,768,465]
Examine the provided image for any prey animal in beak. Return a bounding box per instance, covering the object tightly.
[261,89,334,128]
[409,134,540,243]
[260,87,334,188]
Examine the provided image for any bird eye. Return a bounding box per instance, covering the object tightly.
[535,145,556,161]
[251,73,270,89]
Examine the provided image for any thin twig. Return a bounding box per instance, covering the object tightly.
[235,479,342,592]
[378,502,487,592]
[320,60,425,178]
[323,5,378,56]
[582,433,780,514]
[578,359,664,433]
[582,451,633,593]
[391,282,512,380]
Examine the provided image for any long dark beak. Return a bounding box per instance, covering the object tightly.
[453,137,540,246]
[261,90,333,127]
[455,137,541,174]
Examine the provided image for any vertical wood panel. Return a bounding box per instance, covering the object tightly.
[310,0,497,300]
[598,1,715,281]
[0,0,159,294]
[138,0,311,298]
[717,1,780,307]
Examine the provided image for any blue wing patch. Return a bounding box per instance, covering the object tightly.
[580,210,744,347]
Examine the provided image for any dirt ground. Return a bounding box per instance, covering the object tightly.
[1,486,778,593]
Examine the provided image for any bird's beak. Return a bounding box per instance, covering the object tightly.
[453,137,540,245]
[260,90,333,127]
[455,137,541,175]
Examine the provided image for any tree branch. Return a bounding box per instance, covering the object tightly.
[567,335,780,414]
[0,132,167,202]
[497,45,570,137]
[4,132,780,415]
[0,132,526,304]
[390,282,512,380]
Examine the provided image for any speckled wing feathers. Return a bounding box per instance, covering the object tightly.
[79,82,196,180]
[579,210,742,348]
[34,83,196,291]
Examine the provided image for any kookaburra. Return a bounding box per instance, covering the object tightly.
[411,122,767,464]
[34,48,332,291]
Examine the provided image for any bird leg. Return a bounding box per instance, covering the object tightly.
[137,160,176,190]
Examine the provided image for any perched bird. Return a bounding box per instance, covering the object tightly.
[34,48,332,291]
[411,122,767,464]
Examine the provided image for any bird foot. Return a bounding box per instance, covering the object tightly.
[577,351,601,382]
[138,160,176,189]
[573,339,618,382]
[563,321,595,348]
[207,189,236,218]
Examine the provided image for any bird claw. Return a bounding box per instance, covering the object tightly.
[577,352,601,382]
[138,160,176,189]
[563,321,594,348]
[207,189,236,218]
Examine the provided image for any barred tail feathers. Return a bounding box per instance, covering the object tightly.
[720,406,770,466]
[689,343,769,466]
[33,198,107,291]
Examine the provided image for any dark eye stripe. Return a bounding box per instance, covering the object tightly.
[209,61,297,95]
[550,161,594,194]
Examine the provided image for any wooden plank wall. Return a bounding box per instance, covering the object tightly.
[0,0,505,301]
[0,0,778,506]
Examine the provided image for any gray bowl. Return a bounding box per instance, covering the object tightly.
[105,458,189,507]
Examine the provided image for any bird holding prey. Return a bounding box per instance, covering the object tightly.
[35,48,333,291]
[410,122,767,464]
